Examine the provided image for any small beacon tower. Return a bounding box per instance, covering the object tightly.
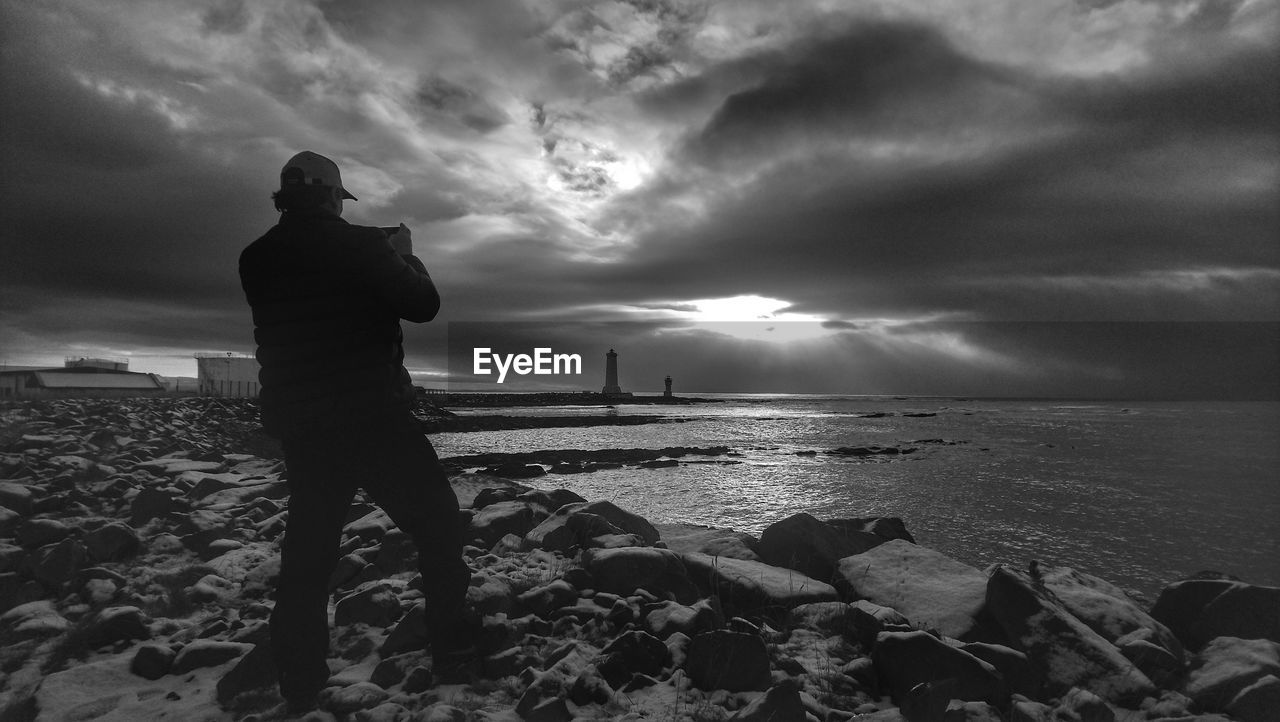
[664,376,673,398]
[602,349,622,396]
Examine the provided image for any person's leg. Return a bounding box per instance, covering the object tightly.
[271,437,358,707]
[360,421,472,658]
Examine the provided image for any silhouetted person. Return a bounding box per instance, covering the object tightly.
[239,151,471,711]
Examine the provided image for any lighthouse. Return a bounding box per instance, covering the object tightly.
[602,349,622,395]
[664,375,673,398]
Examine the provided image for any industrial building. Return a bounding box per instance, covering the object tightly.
[0,357,166,399]
[194,353,260,398]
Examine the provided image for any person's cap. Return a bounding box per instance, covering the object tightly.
[279,151,358,200]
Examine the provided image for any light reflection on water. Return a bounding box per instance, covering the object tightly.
[433,399,1280,598]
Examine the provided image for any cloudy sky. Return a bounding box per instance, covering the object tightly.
[1,0,1276,398]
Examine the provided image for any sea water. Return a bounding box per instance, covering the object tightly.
[431,396,1280,599]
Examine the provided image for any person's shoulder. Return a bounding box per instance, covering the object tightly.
[240,224,284,261]
[322,219,392,253]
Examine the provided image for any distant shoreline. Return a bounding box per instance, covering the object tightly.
[426,391,720,407]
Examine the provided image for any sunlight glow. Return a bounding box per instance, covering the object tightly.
[670,295,835,343]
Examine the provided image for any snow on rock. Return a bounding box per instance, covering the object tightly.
[1,599,68,639]
[871,629,1007,706]
[581,546,700,602]
[985,564,1156,705]
[756,512,884,583]
[0,397,1245,721]
[1184,636,1280,712]
[36,649,241,721]
[1040,564,1183,657]
[682,551,839,617]
[834,538,993,641]
[469,499,550,547]
[654,522,761,561]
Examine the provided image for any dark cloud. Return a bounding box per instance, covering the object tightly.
[594,16,1279,329]
[1,1,1275,397]
[416,76,511,134]
[687,21,1018,163]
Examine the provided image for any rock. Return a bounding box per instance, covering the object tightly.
[960,642,1041,699]
[582,547,699,603]
[944,700,1003,721]
[789,601,855,636]
[82,522,141,562]
[30,537,88,586]
[189,573,238,603]
[1055,687,1114,722]
[344,509,392,543]
[202,538,243,560]
[1009,696,1053,722]
[871,630,1006,706]
[0,482,36,514]
[597,630,669,688]
[335,581,403,627]
[136,458,226,475]
[472,486,520,510]
[1184,636,1280,711]
[842,599,912,649]
[516,488,588,514]
[585,532,646,549]
[644,599,722,638]
[470,500,549,547]
[84,606,150,648]
[527,508,619,553]
[0,599,68,638]
[522,696,573,722]
[370,656,409,688]
[901,678,956,721]
[380,602,427,656]
[324,681,390,713]
[684,630,771,692]
[130,643,176,680]
[466,571,517,617]
[0,542,26,573]
[421,704,466,721]
[355,702,413,722]
[485,462,546,479]
[170,640,253,674]
[1192,583,1280,649]
[835,539,994,641]
[730,682,805,720]
[1115,630,1183,688]
[1041,565,1182,657]
[827,516,916,544]
[0,505,20,536]
[527,500,659,553]
[985,565,1155,704]
[655,523,761,561]
[374,529,417,573]
[757,512,881,582]
[1149,576,1237,648]
[16,518,72,548]
[1227,674,1280,722]
[683,552,839,617]
[517,579,578,618]
[129,487,184,525]
[0,574,44,613]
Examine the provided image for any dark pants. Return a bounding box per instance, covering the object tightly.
[270,416,470,703]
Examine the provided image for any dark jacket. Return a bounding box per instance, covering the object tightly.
[239,211,440,438]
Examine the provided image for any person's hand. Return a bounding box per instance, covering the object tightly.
[389,224,413,256]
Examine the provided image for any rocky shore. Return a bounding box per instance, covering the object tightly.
[1,398,1278,722]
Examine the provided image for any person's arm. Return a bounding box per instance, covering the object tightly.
[350,225,441,322]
